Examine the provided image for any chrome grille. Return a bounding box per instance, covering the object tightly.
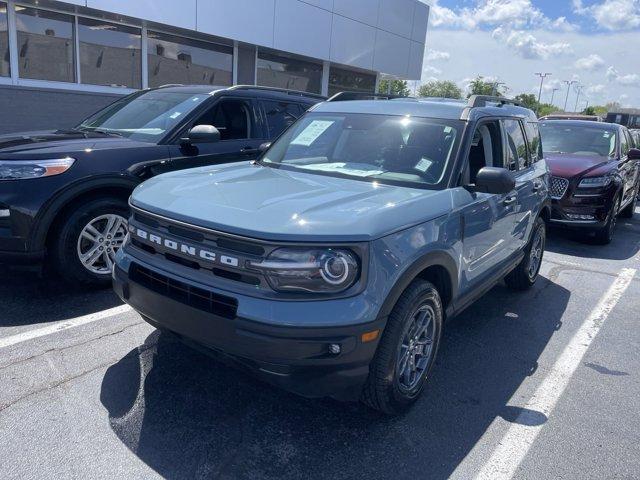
[550,176,569,200]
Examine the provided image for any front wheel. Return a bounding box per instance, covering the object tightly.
[361,279,443,415]
[505,216,546,290]
[593,197,620,245]
[51,197,129,287]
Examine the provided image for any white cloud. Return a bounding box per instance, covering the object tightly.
[607,66,640,86]
[574,54,605,71]
[574,0,640,30]
[492,27,573,59]
[430,0,576,31]
[423,65,443,76]
[425,49,450,62]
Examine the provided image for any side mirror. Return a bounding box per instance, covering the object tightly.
[628,148,640,160]
[259,142,271,153]
[181,125,220,144]
[474,167,516,194]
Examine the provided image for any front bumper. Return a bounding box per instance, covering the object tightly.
[113,253,386,401]
[550,189,616,229]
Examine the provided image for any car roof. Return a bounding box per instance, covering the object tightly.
[312,97,535,121]
[540,119,621,130]
[148,84,324,102]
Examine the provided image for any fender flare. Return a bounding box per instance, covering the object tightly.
[378,250,459,319]
[30,174,140,251]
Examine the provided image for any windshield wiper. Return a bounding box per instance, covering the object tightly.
[91,128,124,138]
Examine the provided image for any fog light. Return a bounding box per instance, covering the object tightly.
[328,343,341,355]
[0,209,9,218]
[567,214,595,220]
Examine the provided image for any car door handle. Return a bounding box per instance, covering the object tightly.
[503,195,517,205]
[240,147,259,155]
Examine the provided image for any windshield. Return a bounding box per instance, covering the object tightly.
[262,113,462,188]
[540,122,618,157]
[76,90,211,143]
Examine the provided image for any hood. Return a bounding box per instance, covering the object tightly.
[131,162,454,242]
[545,153,615,179]
[0,130,150,159]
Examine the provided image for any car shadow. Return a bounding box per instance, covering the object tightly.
[100,274,570,480]
[546,209,640,261]
[0,265,122,327]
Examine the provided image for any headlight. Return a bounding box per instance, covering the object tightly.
[578,176,612,188]
[250,248,359,293]
[0,157,75,180]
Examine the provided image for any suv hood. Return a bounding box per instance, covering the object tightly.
[131,162,454,242]
[545,153,615,179]
[0,130,149,159]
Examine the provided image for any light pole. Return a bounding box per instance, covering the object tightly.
[535,73,552,112]
[563,80,577,112]
[550,87,560,106]
[574,84,584,113]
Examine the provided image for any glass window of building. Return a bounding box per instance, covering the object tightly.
[257,50,322,94]
[0,2,9,77]
[147,31,233,88]
[328,67,376,97]
[15,7,75,83]
[78,18,141,88]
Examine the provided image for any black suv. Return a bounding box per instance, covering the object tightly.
[0,85,324,284]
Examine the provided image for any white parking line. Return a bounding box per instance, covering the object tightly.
[0,305,132,350]
[473,267,637,480]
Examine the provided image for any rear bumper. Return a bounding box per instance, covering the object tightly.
[113,256,385,401]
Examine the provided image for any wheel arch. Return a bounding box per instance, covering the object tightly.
[378,251,459,320]
[31,175,139,252]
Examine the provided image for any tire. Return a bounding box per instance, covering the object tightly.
[51,197,129,287]
[505,216,546,291]
[361,279,443,415]
[619,184,638,219]
[593,196,620,245]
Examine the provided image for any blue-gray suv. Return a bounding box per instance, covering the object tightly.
[113,95,550,414]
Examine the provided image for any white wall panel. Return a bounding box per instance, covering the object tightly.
[377,0,414,38]
[407,40,424,80]
[302,0,334,11]
[333,0,380,27]
[274,0,332,59]
[330,15,375,70]
[87,0,197,30]
[197,0,275,48]
[411,2,429,43]
[373,29,410,78]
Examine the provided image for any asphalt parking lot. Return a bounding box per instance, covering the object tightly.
[1,210,639,480]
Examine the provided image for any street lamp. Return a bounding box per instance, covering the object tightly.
[574,84,584,113]
[492,82,506,96]
[535,73,552,112]
[550,87,560,106]
[563,80,578,112]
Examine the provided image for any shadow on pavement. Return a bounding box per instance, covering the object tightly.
[100,277,570,480]
[546,209,640,261]
[0,265,122,327]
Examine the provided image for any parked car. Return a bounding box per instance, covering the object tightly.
[539,120,640,243]
[630,129,640,148]
[0,85,324,284]
[113,95,550,414]
[539,114,601,122]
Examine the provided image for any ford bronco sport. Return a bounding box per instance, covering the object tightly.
[113,95,551,414]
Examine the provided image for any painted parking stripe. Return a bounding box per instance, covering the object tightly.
[474,267,637,480]
[0,305,132,350]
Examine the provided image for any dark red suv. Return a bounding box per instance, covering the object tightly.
[540,120,640,244]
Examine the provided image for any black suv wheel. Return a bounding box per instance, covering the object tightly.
[51,197,129,286]
[361,279,443,415]
[593,196,620,245]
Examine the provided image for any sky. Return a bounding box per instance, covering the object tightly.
[419,0,640,109]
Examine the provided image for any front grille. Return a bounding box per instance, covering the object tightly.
[130,263,238,319]
[550,176,569,200]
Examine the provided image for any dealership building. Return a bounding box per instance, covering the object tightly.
[0,0,430,133]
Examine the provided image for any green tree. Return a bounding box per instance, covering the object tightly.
[467,76,505,97]
[418,80,462,99]
[538,103,561,117]
[587,105,609,116]
[514,93,538,111]
[378,79,411,97]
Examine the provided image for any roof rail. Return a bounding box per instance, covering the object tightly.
[467,95,523,108]
[157,84,185,88]
[327,91,410,102]
[229,85,326,100]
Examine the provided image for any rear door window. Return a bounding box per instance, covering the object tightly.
[262,101,304,138]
